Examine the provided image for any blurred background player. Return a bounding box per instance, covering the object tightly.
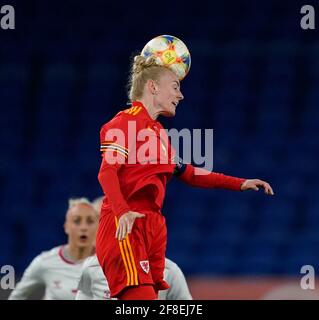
[75,255,192,300]
[8,198,99,300]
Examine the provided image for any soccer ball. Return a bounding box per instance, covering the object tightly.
[141,35,191,81]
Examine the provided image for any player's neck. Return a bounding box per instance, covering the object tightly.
[139,97,160,120]
[65,244,93,262]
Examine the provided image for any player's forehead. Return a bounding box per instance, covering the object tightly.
[67,204,96,218]
[159,69,180,86]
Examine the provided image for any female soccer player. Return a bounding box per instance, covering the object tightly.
[96,55,274,300]
[9,198,99,300]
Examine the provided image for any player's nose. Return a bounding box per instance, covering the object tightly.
[80,224,89,231]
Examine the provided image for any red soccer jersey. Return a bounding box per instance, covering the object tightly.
[98,101,176,216]
[98,100,245,218]
[96,101,245,298]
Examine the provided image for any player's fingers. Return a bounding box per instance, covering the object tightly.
[258,182,267,190]
[116,225,121,240]
[137,213,145,218]
[268,184,274,195]
[115,226,119,239]
[117,222,125,241]
[121,223,128,240]
[255,180,265,186]
[259,182,271,194]
[127,220,133,234]
[133,212,145,218]
[119,225,124,240]
[263,184,270,194]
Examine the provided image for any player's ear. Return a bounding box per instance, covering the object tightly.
[63,221,69,235]
[147,79,158,95]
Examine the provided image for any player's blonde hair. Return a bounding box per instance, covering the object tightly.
[92,196,103,214]
[66,197,98,216]
[128,55,169,101]
[68,197,91,209]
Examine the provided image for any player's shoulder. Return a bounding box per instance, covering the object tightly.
[28,246,61,270]
[37,245,61,262]
[101,104,145,130]
[100,110,126,132]
[83,254,100,268]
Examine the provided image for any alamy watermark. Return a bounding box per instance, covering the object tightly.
[0,5,15,30]
[1,265,15,289]
[300,5,315,30]
[102,123,214,174]
[300,265,316,289]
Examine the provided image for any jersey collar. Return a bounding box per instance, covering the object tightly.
[59,245,76,265]
[131,100,157,122]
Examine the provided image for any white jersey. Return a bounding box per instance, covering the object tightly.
[75,256,192,300]
[160,258,193,300]
[9,245,85,300]
[75,255,112,300]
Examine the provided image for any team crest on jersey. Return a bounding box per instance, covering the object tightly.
[140,260,150,274]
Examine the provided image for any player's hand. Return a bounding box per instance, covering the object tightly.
[115,211,145,241]
[241,179,274,195]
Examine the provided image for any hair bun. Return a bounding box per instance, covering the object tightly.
[133,55,158,74]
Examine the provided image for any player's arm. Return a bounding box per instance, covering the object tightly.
[75,262,93,300]
[8,255,44,300]
[98,117,132,217]
[98,163,131,217]
[99,157,145,241]
[173,160,274,195]
[165,262,193,300]
[98,119,145,241]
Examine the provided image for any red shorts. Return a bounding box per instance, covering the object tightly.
[96,208,169,298]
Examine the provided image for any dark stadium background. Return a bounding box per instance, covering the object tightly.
[1,0,319,299]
